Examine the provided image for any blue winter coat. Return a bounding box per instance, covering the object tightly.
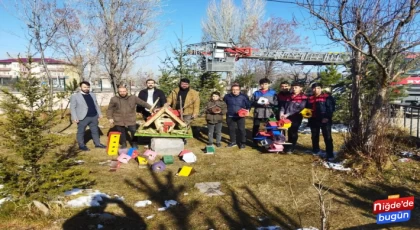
[251,89,278,118]
[223,93,251,117]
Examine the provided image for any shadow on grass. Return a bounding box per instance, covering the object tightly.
[62,197,146,230]
[83,127,105,145]
[125,169,200,229]
[214,186,300,230]
[326,181,420,229]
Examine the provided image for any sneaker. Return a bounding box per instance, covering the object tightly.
[239,144,246,149]
[79,146,90,151]
[95,144,107,148]
[216,143,221,147]
[227,143,237,147]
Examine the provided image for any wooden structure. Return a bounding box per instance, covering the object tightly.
[135,106,193,138]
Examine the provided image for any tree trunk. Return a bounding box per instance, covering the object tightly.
[348,48,363,150]
[364,86,388,152]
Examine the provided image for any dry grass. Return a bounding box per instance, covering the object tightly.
[1,108,420,230]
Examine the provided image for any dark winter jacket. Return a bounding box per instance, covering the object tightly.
[251,89,278,118]
[280,93,307,117]
[223,93,251,117]
[306,93,335,120]
[107,95,151,126]
[136,88,166,114]
[205,100,227,124]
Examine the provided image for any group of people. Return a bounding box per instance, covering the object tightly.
[70,77,335,161]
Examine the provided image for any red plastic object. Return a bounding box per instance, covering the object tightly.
[237,109,249,117]
[278,119,292,127]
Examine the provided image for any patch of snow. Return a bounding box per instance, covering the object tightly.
[134,200,152,207]
[97,224,104,229]
[0,197,11,206]
[74,160,84,164]
[146,215,155,219]
[398,158,411,162]
[323,162,351,171]
[0,184,4,189]
[184,193,188,196]
[157,207,167,211]
[164,200,177,208]
[64,188,84,196]
[400,151,414,157]
[297,227,319,230]
[65,190,110,208]
[256,226,281,230]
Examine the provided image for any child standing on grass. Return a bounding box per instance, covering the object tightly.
[205,92,227,147]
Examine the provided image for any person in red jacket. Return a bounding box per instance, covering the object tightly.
[306,83,335,161]
[279,82,307,153]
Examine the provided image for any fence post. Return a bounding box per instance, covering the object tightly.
[100,79,103,92]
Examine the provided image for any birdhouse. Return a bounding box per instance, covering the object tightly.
[278,119,292,128]
[162,155,174,164]
[144,150,158,161]
[205,145,215,154]
[177,166,193,176]
[273,134,286,144]
[152,161,166,172]
[237,108,249,117]
[300,108,312,118]
[268,143,284,152]
[266,121,278,128]
[137,156,148,165]
[106,132,121,156]
[117,153,131,164]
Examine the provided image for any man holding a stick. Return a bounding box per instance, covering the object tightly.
[137,79,166,121]
[165,78,200,144]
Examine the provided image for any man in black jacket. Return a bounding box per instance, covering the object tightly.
[137,79,167,120]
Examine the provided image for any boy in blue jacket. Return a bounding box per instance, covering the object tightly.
[251,78,278,144]
[223,84,251,149]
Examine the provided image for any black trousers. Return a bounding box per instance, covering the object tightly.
[226,117,246,144]
[115,125,137,148]
[287,114,303,146]
[308,118,334,158]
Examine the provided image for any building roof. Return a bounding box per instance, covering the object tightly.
[0,58,67,64]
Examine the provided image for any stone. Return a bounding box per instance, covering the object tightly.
[33,200,50,215]
[151,138,184,156]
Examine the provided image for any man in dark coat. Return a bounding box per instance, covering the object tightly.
[108,85,153,149]
[137,79,167,121]
[223,84,251,149]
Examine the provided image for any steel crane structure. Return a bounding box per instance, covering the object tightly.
[186,41,351,72]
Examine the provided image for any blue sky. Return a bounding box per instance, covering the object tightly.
[0,0,343,75]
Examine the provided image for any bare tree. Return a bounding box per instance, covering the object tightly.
[7,0,67,110]
[79,0,162,94]
[255,17,308,79]
[299,0,420,155]
[53,7,99,82]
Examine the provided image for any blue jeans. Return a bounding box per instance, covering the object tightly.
[76,115,101,147]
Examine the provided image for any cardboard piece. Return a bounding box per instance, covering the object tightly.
[177,166,193,176]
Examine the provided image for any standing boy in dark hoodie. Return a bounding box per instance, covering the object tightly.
[251,78,278,145]
[306,83,335,161]
[279,82,307,153]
